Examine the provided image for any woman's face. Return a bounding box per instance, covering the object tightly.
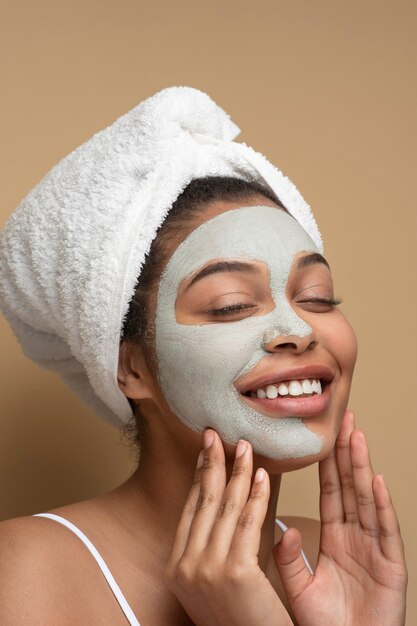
[148,198,356,467]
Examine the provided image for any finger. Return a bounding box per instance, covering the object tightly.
[319,444,344,525]
[351,429,379,537]
[208,439,253,555]
[169,448,205,564]
[336,409,358,523]
[184,429,226,554]
[373,474,405,563]
[228,467,270,563]
[273,527,313,602]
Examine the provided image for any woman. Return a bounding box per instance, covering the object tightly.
[0,87,407,624]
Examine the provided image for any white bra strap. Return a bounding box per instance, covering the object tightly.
[33,513,141,626]
[275,518,315,575]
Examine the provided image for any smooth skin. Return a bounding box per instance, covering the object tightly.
[166,413,407,626]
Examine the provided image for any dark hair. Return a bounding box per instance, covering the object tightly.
[122,176,281,346]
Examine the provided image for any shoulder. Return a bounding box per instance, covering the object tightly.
[276,515,320,570]
[0,514,64,571]
[0,514,106,624]
[0,512,80,562]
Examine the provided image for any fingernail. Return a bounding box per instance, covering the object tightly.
[235,440,247,458]
[204,429,215,449]
[196,450,204,468]
[254,468,265,483]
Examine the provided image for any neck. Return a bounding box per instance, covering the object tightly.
[96,428,284,623]
[110,433,282,573]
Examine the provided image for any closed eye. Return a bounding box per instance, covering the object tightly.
[296,297,342,311]
[205,303,257,317]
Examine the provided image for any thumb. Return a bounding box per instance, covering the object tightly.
[273,526,314,601]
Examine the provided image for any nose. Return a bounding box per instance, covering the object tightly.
[263,332,317,355]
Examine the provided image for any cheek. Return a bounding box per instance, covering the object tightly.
[157,317,265,384]
[321,314,358,373]
[336,318,358,373]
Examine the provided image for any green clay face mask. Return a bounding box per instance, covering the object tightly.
[155,206,323,459]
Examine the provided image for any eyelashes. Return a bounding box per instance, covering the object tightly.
[205,303,256,317]
[296,297,342,306]
[205,297,343,318]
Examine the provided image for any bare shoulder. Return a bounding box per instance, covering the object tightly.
[0,512,77,563]
[276,515,320,569]
[0,515,82,623]
[0,515,112,624]
[0,514,62,573]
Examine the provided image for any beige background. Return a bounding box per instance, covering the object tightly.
[1,0,416,621]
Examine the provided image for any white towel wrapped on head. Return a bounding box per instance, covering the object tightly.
[0,86,323,427]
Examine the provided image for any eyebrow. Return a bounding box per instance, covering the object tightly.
[297,252,330,270]
[184,261,259,291]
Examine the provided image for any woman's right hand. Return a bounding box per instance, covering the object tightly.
[165,429,293,626]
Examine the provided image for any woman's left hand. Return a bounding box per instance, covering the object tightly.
[274,410,408,626]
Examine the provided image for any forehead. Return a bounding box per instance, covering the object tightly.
[163,205,319,280]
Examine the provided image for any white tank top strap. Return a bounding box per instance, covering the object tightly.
[32,512,141,626]
[275,517,315,575]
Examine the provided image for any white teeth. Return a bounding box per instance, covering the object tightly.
[288,380,303,396]
[312,379,322,394]
[266,384,278,399]
[250,378,324,399]
[277,383,289,396]
[301,379,313,394]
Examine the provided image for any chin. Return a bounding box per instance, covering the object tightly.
[252,428,339,474]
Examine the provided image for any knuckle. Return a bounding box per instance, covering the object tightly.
[340,475,354,490]
[345,510,358,523]
[238,511,256,530]
[356,493,374,507]
[379,524,398,539]
[231,461,248,477]
[336,437,349,451]
[362,525,379,539]
[192,473,201,486]
[224,561,247,583]
[352,459,367,470]
[321,479,341,495]
[196,563,217,589]
[217,499,236,517]
[173,558,196,590]
[195,490,215,512]
[375,499,390,512]
[202,454,216,470]
[249,486,265,500]
[184,499,198,515]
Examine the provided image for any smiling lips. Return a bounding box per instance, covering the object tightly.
[249,378,322,399]
[237,365,334,418]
